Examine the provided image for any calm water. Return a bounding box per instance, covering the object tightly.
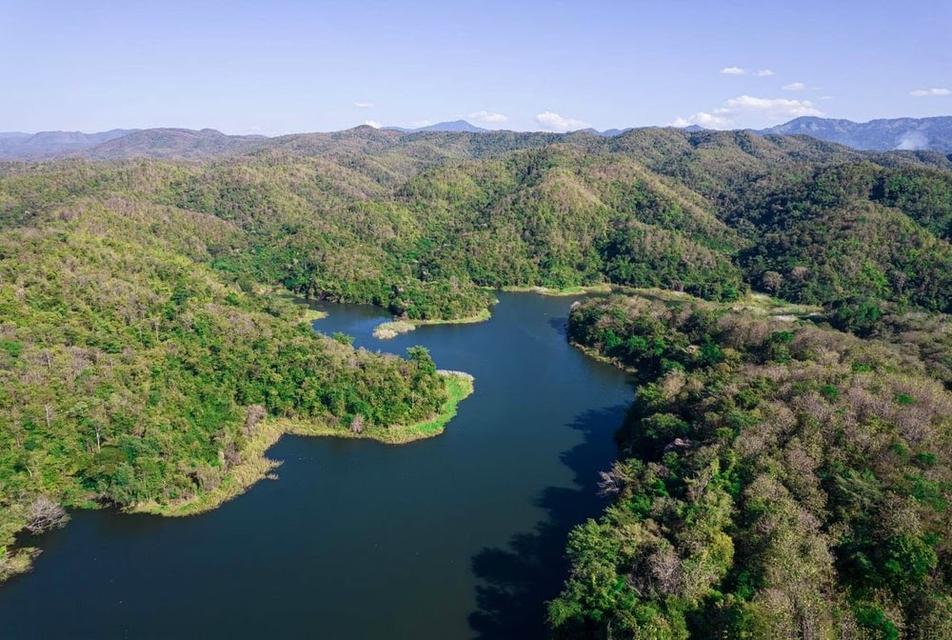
[1,293,632,639]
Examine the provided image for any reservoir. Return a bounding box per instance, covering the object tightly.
[0,293,632,639]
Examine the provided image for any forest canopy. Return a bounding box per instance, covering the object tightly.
[1,125,950,624]
[552,293,951,638]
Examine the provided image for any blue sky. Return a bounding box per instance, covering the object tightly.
[1,0,950,134]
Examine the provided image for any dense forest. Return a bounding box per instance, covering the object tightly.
[552,293,950,638]
[1,125,950,635]
[0,180,451,580]
[3,127,949,321]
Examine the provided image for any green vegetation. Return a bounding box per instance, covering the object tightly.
[4,128,949,326]
[134,371,474,516]
[551,294,951,638]
[334,370,474,444]
[0,193,452,579]
[737,164,952,314]
[2,125,951,607]
[410,307,493,326]
[499,283,614,296]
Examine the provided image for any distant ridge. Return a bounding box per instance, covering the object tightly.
[577,127,633,137]
[79,128,267,160]
[2,115,951,161]
[760,115,952,152]
[385,120,488,133]
[0,128,136,159]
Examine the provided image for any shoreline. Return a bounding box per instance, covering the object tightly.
[301,308,329,323]
[131,371,474,517]
[360,286,624,342]
[570,340,639,374]
[373,308,492,340]
[411,308,492,325]
[373,320,416,340]
[496,283,613,297]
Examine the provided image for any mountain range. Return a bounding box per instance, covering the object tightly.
[384,119,489,133]
[1,116,950,161]
[2,115,951,634]
[759,115,952,152]
[0,128,136,159]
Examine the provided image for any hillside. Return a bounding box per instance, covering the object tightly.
[0,182,454,580]
[553,292,951,638]
[3,117,952,163]
[80,128,267,160]
[2,127,949,319]
[1,125,950,630]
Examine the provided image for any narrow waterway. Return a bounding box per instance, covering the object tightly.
[0,293,632,639]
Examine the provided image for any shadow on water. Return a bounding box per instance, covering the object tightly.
[547,315,569,339]
[468,403,629,640]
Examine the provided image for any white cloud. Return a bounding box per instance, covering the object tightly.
[534,111,590,132]
[671,95,823,129]
[725,95,822,114]
[910,87,950,97]
[411,119,433,128]
[671,112,731,128]
[363,120,381,128]
[353,101,374,108]
[468,110,508,125]
[721,67,774,77]
[783,82,807,91]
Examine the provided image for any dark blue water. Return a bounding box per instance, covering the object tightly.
[0,293,632,639]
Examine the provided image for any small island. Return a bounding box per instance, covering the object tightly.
[373,308,493,340]
[373,320,416,340]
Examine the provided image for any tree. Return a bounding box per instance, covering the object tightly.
[25,496,68,534]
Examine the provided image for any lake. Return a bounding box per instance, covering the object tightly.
[0,292,632,639]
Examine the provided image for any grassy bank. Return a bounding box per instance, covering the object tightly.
[611,287,821,318]
[412,308,493,325]
[373,320,416,340]
[373,308,493,339]
[301,308,329,323]
[497,283,613,296]
[133,371,474,517]
[282,371,474,444]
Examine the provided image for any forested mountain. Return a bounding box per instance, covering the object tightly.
[79,128,267,160]
[0,164,454,580]
[761,116,952,153]
[1,124,950,635]
[554,293,951,638]
[3,116,951,162]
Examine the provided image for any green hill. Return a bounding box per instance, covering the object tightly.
[554,293,951,638]
[1,125,950,622]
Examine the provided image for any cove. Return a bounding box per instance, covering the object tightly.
[0,293,633,639]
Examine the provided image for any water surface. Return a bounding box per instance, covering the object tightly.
[0,293,632,639]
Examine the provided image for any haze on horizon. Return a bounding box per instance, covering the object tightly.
[1,0,950,135]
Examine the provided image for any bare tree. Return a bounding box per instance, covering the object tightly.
[26,496,69,534]
[243,404,266,436]
[223,442,242,468]
[350,414,364,434]
[761,270,783,293]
